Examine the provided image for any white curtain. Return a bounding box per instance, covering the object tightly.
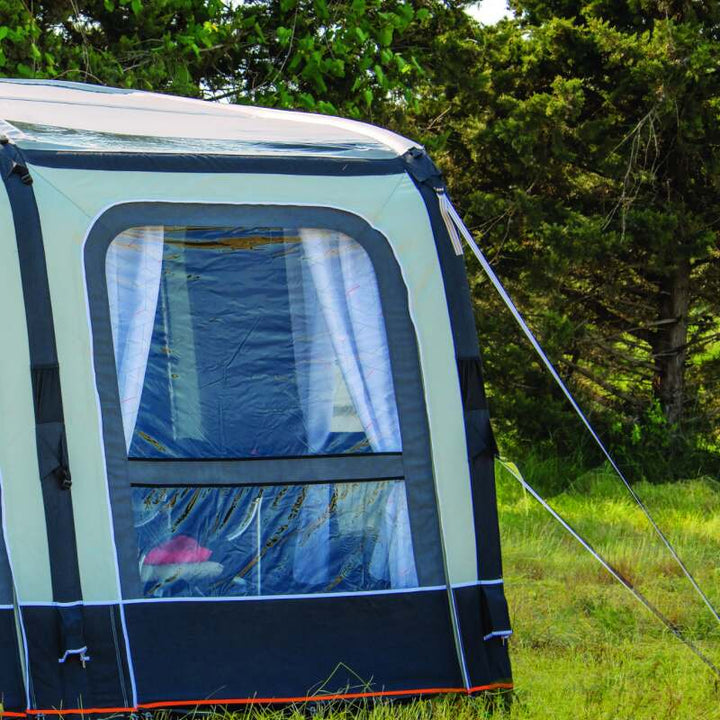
[300,228,401,452]
[296,229,416,589]
[284,239,335,453]
[106,226,165,450]
[370,482,418,588]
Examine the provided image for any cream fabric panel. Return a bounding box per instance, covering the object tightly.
[0,188,53,602]
[30,166,477,600]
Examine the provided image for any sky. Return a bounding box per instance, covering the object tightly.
[466,0,514,24]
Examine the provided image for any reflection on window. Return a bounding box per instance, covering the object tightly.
[106,226,401,458]
[133,481,418,598]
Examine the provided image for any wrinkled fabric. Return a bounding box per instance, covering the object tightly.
[106,226,401,458]
[133,480,418,598]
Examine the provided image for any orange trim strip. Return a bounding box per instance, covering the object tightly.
[15,683,514,715]
[137,683,514,709]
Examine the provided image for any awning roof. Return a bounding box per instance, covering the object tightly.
[0,79,417,159]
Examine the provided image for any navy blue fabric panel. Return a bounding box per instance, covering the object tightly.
[0,491,14,607]
[0,608,25,711]
[0,144,82,604]
[459,358,501,579]
[481,585,512,636]
[464,409,496,459]
[21,605,132,710]
[458,356,490,413]
[468,455,504,581]
[32,365,64,424]
[125,591,461,703]
[454,586,512,689]
[25,151,406,176]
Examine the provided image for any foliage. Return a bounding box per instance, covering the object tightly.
[400,1,720,481]
[1,0,718,482]
[0,0,431,119]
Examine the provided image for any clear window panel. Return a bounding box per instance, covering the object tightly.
[106,226,401,458]
[133,480,418,598]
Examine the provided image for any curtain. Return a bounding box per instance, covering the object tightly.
[285,238,335,453]
[369,482,418,588]
[300,228,401,451]
[106,226,165,450]
[295,229,415,589]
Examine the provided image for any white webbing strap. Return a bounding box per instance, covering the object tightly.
[499,459,719,677]
[438,193,720,628]
[437,190,464,255]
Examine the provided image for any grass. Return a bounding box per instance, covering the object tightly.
[493,463,720,719]
[179,463,720,720]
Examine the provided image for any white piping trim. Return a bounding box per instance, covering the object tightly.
[122,585,446,605]
[20,600,121,608]
[117,593,137,707]
[0,471,32,709]
[18,581,502,607]
[483,630,512,641]
[437,191,463,255]
[0,603,14,610]
[452,579,503,589]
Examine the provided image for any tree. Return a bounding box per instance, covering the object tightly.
[402,1,720,479]
[2,0,718,480]
[0,0,431,120]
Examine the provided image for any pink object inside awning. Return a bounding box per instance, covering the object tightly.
[144,535,212,565]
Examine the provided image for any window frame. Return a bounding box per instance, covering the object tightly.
[85,202,444,597]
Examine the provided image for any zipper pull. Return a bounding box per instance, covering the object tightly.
[435,188,464,256]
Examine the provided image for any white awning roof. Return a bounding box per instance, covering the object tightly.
[0,79,418,159]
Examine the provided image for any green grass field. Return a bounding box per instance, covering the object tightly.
[493,464,720,719]
[191,465,720,720]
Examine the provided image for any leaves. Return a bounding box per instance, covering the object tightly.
[0,0,716,478]
[0,0,429,119]
[402,1,720,478]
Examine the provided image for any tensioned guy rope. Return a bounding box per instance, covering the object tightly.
[436,190,720,671]
[498,459,719,677]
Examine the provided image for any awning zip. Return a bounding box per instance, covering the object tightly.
[498,459,719,678]
[437,193,720,629]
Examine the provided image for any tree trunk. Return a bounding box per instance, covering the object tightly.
[651,259,691,427]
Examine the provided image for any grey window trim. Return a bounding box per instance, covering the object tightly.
[127,454,404,487]
[84,201,445,597]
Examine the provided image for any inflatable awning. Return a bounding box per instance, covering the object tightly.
[0,79,512,715]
